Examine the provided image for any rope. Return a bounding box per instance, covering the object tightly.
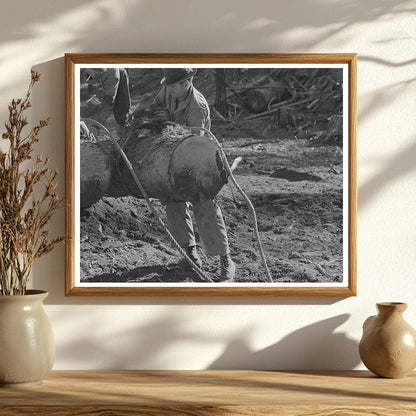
[185,125,274,283]
[80,119,213,283]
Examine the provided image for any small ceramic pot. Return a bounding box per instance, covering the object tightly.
[359,302,416,378]
[0,290,55,387]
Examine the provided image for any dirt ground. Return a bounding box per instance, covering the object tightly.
[80,68,344,284]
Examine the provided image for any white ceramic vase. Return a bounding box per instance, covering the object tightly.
[0,290,55,387]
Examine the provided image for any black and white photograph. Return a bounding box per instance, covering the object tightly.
[65,54,356,296]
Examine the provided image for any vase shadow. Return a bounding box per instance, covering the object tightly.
[207,314,360,371]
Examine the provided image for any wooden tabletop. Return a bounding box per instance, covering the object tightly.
[1,370,415,415]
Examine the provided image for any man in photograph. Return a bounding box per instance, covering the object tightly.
[152,68,236,281]
[82,68,131,135]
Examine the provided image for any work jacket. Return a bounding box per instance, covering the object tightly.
[154,85,211,130]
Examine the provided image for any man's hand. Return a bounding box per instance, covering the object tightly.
[80,121,90,138]
[80,121,95,142]
[83,68,99,82]
[153,106,170,123]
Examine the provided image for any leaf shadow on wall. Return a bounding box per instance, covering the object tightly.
[359,139,416,210]
[356,55,416,209]
[0,0,414,97]
[1,0,412,52]
[207,314,360,370]
[52,308,359,370]
[53,311,215,370]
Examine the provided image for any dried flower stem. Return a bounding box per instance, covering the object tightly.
[0,71,66,295]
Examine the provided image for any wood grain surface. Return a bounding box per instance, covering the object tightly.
[1,370,415,415]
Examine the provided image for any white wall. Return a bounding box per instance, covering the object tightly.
[1,0,415,370]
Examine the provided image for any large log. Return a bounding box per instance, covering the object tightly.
[80,141,113,208]
[80,132,228,209]
[243,87,277,113]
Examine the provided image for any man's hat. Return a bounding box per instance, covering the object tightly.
[161,68,197,85]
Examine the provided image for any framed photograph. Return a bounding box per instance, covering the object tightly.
[65,53,356,296]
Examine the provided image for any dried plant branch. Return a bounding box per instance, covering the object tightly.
[0,71,66,295]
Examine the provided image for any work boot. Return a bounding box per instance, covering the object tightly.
[184,245,203,268]
[220,254,236,281]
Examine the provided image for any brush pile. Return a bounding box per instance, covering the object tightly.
[216,68,344,146]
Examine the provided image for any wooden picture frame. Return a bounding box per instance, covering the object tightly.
[65,53,357,296]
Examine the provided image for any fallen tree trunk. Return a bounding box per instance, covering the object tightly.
[244,97,314,120]
[80,140,114,209]
[242,87,277,113]
[80,131,228,209]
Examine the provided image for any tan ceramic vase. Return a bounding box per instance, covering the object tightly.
[0,290,55,387]
[359,302,416,378]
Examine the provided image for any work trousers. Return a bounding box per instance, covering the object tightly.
[166,200,230,257]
